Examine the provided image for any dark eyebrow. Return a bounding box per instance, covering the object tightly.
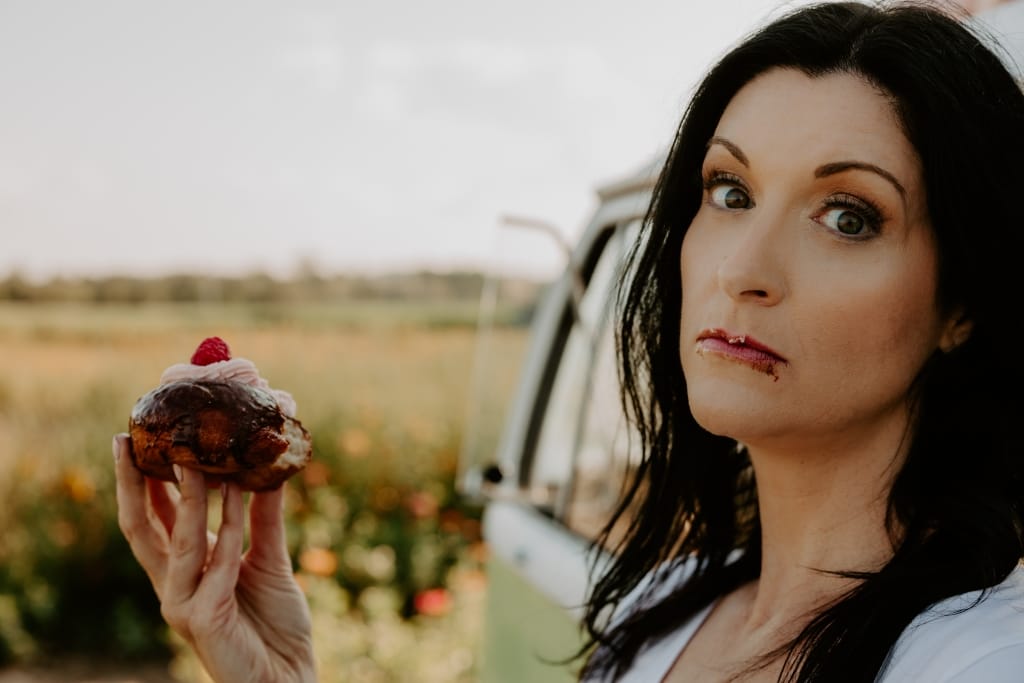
[815,161,906,199]
[706,136,749,167]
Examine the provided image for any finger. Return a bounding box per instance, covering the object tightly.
[162,465,209,611]
[205,530,218,567]
[146,478,218,551]
[196,483,244,603]
[114,434,167,579]
[146,477,178,538]
[246,485,291,574]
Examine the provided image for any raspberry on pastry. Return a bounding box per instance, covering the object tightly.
[129,337,312,492]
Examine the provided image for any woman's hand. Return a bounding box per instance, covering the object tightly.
[113,434,316,683]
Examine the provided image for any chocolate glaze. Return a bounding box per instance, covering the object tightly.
[129,380,311,491]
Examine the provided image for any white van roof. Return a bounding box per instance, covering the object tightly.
[595,157,660,203]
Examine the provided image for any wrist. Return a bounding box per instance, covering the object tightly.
[293,643,317,683]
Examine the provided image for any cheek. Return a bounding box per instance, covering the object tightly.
[799,257,943,392]
[679,223,717,317]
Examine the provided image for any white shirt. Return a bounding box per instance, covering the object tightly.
[586,562,1024,682]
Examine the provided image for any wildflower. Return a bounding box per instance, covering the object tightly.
[413,588,451,617]
[299,547,338,577]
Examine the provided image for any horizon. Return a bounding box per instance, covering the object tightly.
[1,261,546,285]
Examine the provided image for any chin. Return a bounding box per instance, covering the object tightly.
[686,382,790,443]
[690,403,756,440]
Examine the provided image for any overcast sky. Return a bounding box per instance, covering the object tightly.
[2,0,1011,280]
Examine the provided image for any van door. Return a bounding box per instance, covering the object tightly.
[468,210,645,681]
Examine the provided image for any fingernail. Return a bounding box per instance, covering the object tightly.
[173,464,183,483]
[112,435,120,462]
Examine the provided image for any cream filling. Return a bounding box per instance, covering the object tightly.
[159,357,297,418]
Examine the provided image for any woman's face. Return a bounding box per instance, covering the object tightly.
[679,68,963,450]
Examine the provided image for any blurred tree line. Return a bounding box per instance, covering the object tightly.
[0,268,518,304]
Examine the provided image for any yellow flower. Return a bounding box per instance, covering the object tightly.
[63,467,96,503]
[299,547,339,577]
[337,427,371,458]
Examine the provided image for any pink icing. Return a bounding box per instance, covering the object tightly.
[159,358,297,418]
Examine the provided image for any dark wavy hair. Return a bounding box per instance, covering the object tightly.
[579,2,1024,681]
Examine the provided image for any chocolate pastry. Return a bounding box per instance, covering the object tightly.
[128,338,312,492]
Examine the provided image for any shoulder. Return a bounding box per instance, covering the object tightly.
[879,564,1024,682]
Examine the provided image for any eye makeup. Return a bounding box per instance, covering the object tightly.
[819,191,887,238]
[699,157,897,241]
[701,168,748,192]
[702,168,754,211]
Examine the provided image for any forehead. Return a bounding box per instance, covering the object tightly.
[712,68,921,185]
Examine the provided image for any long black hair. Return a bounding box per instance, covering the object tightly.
[580,2,1024,681]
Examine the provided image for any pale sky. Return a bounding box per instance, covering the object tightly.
[3,0,1010,281]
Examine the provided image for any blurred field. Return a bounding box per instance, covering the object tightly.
[0,300,529,682]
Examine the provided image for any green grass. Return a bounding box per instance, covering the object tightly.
[0,298,526,341]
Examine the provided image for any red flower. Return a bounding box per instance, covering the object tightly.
[413,588,451,617]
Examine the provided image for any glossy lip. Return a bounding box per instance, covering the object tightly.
[696,328,787,363]
[695,328,788,379]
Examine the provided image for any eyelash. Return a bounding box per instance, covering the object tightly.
[700,169,887,239]
[820,193,885,239]
[702,170,749,199]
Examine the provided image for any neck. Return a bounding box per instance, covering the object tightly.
[738,410,909,631]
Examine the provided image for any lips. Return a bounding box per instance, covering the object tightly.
[695,328,787,374]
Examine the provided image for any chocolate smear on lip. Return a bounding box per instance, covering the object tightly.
[696,335,782,382]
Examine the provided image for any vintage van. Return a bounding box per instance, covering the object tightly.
[459,5,1024,681]
[460,158,656,682]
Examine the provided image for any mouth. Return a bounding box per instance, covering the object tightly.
[695,328,787,377]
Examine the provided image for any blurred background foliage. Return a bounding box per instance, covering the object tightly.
[0,266,540,318]
[0,270,536,682]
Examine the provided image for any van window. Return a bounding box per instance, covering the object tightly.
[562,301,642,545]
[528,220,642,542]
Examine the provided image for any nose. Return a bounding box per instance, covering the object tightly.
[716,219,787,306]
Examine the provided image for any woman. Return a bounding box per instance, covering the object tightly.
[579,2,1024,682]
[112,2,1024,682]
